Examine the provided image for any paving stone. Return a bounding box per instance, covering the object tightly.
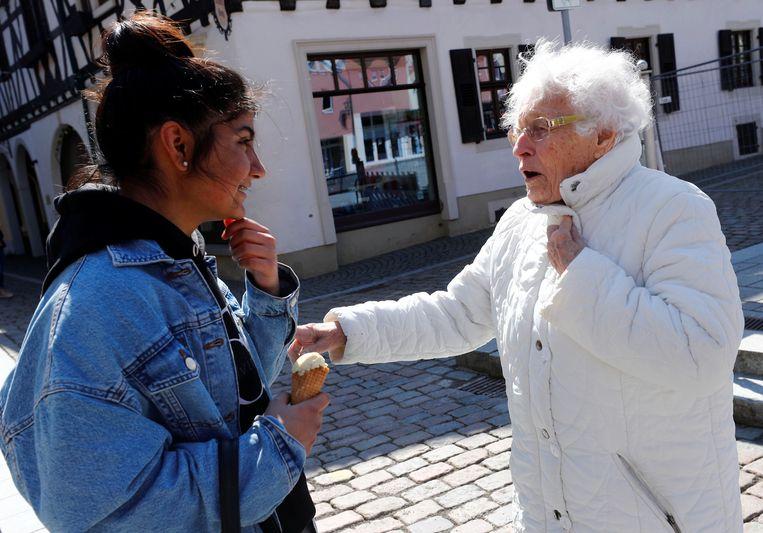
[350,469,395,490]
[486,505,515,526]
[356,496,407,519]
[738,427,763,441]
[746,458,763,477]
[352,456,395,476]
[315,502,333,518]
[421,444,464,463]
[331,490,376,510]
[442,464,492,487]
[458,422,493,436]
[388,443,430,462]
[476,470,513,491]
[359,443,399,461]
[425,432,465,447]
[316,510,363,532]
[324,455,363,472]
[451,518,495,533]
[490,425,513,439]
[352,434,392,452]
[391,501,442,528]
[449,448,489,468]
[435,484,485,509]
[486,437,513,455]
[373,476,417,496]
[742,494,763,521]
[393,430,433,447]
[740,442,763,465]
[447,497,500,524]
[481,450,510,470]
[748,482,763,499]
[455,433,498,450]
[407,516,454,533]
[491,484,515,504]
[348,516,405,533]
[401,480,451,503]
[388,457,429,477]
[410,463,454,483]
[314,469,354,486]
[744,523,763,532]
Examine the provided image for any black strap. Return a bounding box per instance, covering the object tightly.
[218,438,241,533]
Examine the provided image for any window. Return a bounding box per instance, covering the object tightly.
[737,122,759,156]
[476,49,512,139]
[730,30,754,89]
[308,51,439,231]
[623,37,651,71]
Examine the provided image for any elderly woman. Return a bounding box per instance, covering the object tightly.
[291,42,743,532]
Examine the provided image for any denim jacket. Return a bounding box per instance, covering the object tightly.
[0,239,305,532]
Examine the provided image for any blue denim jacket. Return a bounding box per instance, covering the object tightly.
[0,239,305,532]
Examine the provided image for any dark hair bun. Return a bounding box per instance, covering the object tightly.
[101,12,194,76]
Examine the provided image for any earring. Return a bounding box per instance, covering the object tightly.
[182,161,189,168]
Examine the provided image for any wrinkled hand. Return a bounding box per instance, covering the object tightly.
[547,215,585,274]
[264,392,330,456]
[287,321,347,363]
[223,218,279,295]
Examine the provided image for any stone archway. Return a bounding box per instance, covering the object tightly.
[56,126,89,191]
[0,154,28,255]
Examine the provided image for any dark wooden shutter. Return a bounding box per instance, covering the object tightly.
[450,49,484,143]
[758,28,763,84]
[719,29,734,90]
[657,33,680,113]
[610,37,626,50]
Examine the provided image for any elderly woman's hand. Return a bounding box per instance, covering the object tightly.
[547,215,585,274]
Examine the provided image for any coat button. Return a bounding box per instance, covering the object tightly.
[535,340,543,351]
[185,357,198,371]
[541,429,550,439]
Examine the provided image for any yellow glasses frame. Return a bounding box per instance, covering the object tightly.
[507,114,586,145]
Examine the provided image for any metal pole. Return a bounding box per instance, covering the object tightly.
[561,10,572,45]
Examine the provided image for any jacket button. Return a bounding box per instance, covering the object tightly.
[185,357,198,371]
[541,429,550,439]
[535,340,543,351]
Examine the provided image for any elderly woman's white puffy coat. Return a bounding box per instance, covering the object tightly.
[326,135,744,532]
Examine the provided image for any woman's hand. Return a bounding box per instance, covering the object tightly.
[265,392,330,456]
[223,218,279,295]
[547,215,585,274]
[287,321,347,363]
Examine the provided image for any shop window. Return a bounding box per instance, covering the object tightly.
[308,51,439,231]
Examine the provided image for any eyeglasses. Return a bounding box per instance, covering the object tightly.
[507,114,586,145]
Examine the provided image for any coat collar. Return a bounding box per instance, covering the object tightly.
[558,134,642,210]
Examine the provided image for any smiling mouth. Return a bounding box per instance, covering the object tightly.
[237,184,250,193]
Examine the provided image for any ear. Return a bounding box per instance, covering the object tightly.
[594,129,617,159]
[157,121,195,172]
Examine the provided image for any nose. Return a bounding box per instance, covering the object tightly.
[250,149,267,179]
[511,130,535,158]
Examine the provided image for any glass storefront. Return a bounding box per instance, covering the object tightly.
[308,51,440,231]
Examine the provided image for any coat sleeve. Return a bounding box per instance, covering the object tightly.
[540,191,744,393]
[325,234,498,365]
[33,390,305,531]
[220,264,299,386]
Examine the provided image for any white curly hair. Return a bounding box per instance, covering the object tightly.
[500,40,653,140]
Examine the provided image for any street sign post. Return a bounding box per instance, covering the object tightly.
[546,0,582,45]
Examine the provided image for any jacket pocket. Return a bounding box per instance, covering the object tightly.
[614,453,682,533]
[124,333,227,442]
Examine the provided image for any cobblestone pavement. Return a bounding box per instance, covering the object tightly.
[3,166,763,532]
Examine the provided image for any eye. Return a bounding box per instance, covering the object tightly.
[240,137,253,147]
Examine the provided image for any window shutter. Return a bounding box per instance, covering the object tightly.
[758,28,763,85]
[656,33,680,113]
[718,30,734,90]
[450,49,484,143]
[610,37,626,50]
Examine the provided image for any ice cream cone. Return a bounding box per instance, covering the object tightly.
[291,352,330,404]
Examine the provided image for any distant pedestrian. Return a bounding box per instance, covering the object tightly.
[0,226,12,298]
[0,12,325,532]
[290,41,743,532]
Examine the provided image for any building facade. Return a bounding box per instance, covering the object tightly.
[0,0,761,278]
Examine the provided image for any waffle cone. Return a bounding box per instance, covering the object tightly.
[291,366,330,404]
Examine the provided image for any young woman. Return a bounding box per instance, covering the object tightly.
[0,12,327,532]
